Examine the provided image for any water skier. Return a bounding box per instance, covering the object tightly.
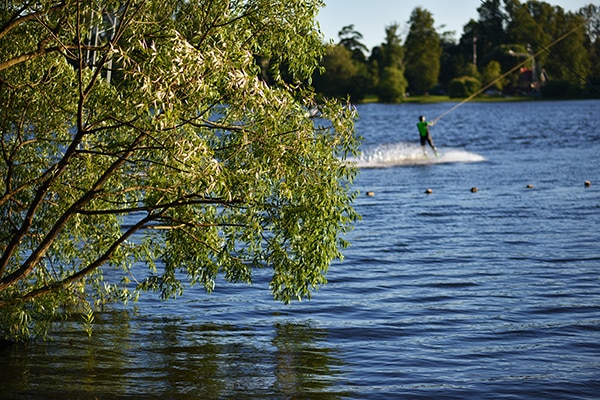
[417,115,438,157]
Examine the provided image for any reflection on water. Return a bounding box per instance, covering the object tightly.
[0,311,348,399]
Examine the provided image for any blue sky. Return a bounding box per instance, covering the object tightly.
[317,0,593,50]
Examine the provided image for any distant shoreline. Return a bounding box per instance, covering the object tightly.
[359,94,600,104]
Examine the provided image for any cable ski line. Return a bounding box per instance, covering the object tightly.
[432,23,585,124]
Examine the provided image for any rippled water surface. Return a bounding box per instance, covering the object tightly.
[2,100,600,399]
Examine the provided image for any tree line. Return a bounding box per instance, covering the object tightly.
[313,0,600,102]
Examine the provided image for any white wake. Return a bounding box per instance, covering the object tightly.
[349,142,486,168]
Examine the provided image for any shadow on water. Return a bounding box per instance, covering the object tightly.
[0,311,349,400]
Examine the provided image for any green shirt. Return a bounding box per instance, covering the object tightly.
[417,121,430,137]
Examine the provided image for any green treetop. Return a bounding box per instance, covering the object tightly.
[404,7,442,95]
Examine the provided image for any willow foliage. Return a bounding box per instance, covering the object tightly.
[0,0,360,341]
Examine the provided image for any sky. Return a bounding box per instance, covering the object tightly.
[317,0,594,51]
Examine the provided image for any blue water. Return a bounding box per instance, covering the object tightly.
[2,100,599,399]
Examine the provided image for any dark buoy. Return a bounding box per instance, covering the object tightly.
[584,180,591,187]
[470,187,478,193]
[526,184,534,189]
[425,188,433,194]
[366,191,375,197]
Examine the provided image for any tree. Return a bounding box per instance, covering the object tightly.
[336,25,372,100]
[504,0,550,53]
[404,8,442,94]
[487,44,529,92]
[476,0,508,66]
[313,44,359,98]
[377,67,407,103]
[504,0,590,84]
[481,60,504,91]
[338,24,369,62]
[447,76,482,98]
[547,9,590,84]
[313,26,371,101]
[372,23,407,102]
[458,19,479,69]
[0,0,360,341]
[438,31,462,89]
[579,4,600,89]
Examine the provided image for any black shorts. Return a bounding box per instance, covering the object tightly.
[420,134,429,146]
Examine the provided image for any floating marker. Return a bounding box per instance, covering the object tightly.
[526,184,534,189]
[366,191,375,197]
[425,188,433,194]
[470,187,478,193]
[584,180,591,187]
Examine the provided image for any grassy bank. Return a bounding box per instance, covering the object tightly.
[360,94,599,104]
[403,95,533,104]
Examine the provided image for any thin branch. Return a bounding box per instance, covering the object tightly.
[76,196,244,216]
[0,45,67,72]
[0,133,146,289]
[0,211,158,307]
[0,2,66,42]
[155,214,250,231]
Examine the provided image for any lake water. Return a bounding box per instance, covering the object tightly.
[2,100,599,399]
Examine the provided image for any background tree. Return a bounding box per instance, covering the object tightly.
[338,24,369,63]
[313,44,359,98]
[377,67,407,103]
[579,4,600,90]
[487,43,530,92]
[404,7,442,94]
[504,0,550,56]
[0,0,360,341]
[373,23,407,102]
[367,46,383,91]
[438,31,462,91]
[475,0,508,67]
[313,26,371,101]
[311,0,599,100]
[457,20,480,73]
[481,60,504,92]
[447,76,482,98]
[546,9,590,84]
[504,0,590,92]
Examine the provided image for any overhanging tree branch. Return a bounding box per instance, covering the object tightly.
[0,2,66,42]
[0,132,147,289]
[0,0,359,341]
[76,196,244,216]
[0,211,157,307]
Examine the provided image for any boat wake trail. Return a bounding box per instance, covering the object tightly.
[350,142,486,168]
